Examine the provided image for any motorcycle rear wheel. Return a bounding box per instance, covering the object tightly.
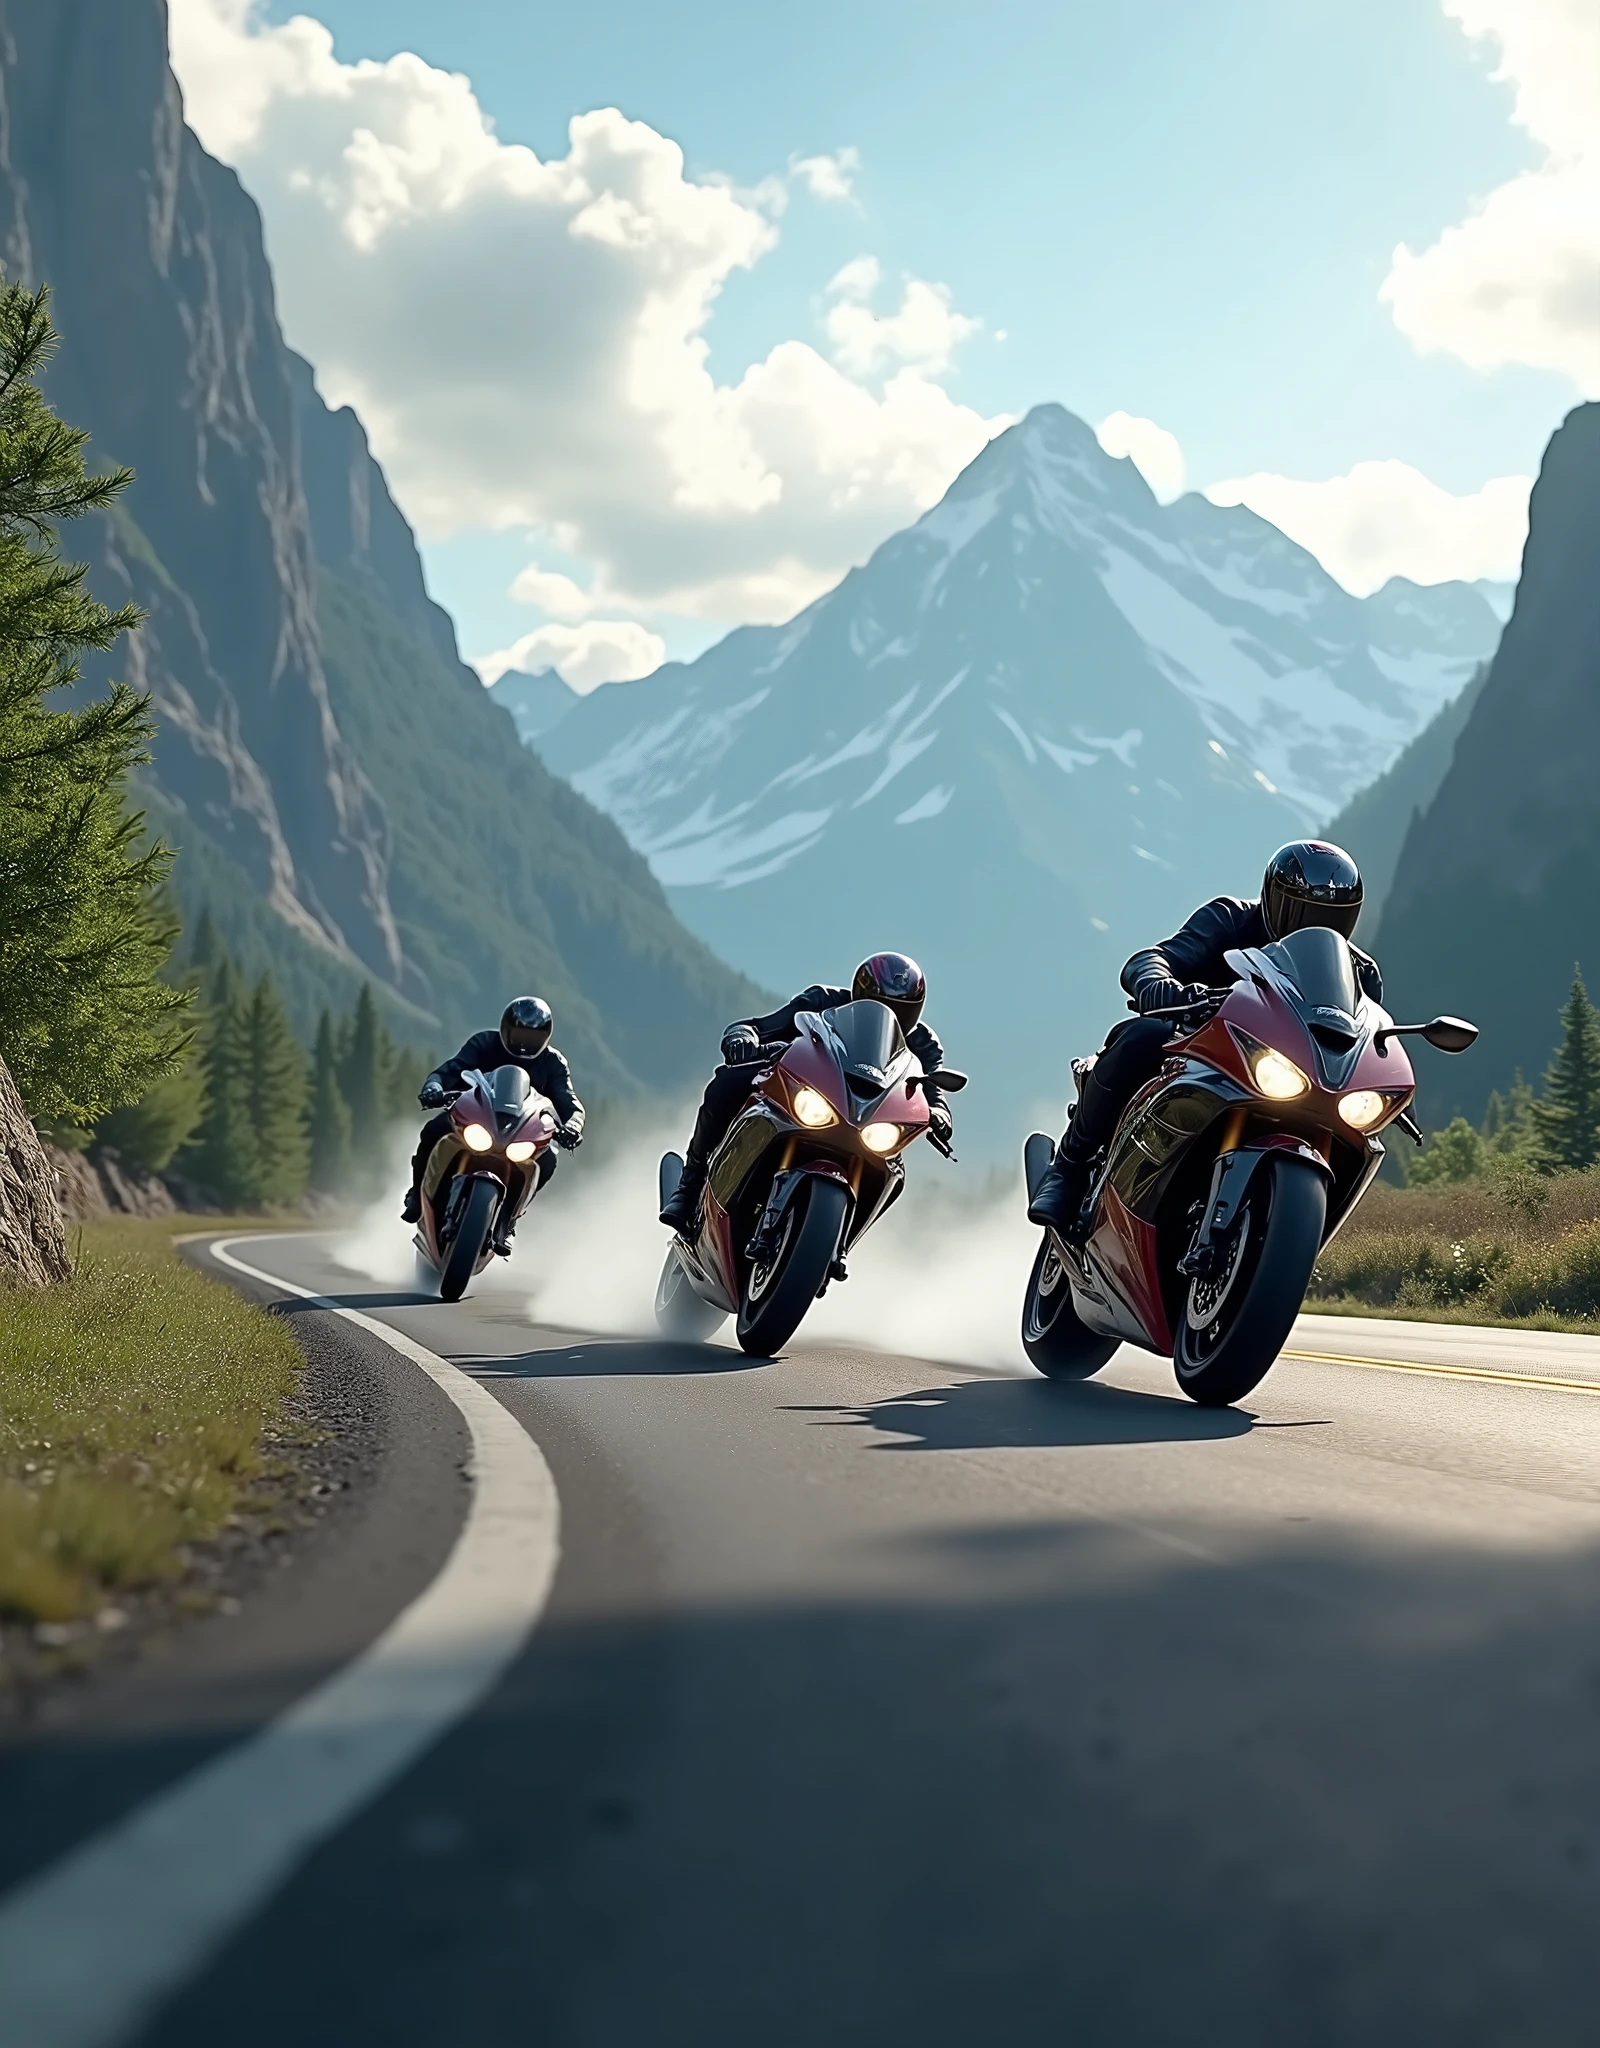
[1173,1154,1325,1408]
[736,1176,850,1357]
[654,1251,728,1342]
[439,1178,498,1303]
[1021,1233,1118,1379]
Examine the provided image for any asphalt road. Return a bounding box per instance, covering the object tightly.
[16,1230,1600,2046]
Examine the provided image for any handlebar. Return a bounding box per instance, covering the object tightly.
[1128,989,1230,1020]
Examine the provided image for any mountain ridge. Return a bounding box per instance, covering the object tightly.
[536,402,1501,1145]
[1379,401,1600,1125]
[0,0,764,1086]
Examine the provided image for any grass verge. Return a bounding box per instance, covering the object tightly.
[0,1218,301,1624]
[1310,1170,1600,1336]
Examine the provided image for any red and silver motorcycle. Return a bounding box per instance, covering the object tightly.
[415,1065,560,1302]
[656,998,966,1355]
[1021,925,1477,1406]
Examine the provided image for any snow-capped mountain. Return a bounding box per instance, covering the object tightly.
[489,666,581,745]
[538,405,1501,1148]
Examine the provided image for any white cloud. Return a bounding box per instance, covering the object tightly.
[475,621,666,692]
[824,257,981,377]
[789,147,861,204]
[166,2,1002,627]
[1095,411,1187,502]
[1382,0,1600,392]
[1205,460,1532,595]
[507,563,595,620]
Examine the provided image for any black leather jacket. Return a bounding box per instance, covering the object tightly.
[1122,897,1382,1008]
[427,1032,585,1132]
[728,984,949,1109]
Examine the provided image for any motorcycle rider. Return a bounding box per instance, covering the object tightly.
[659,951,952,1235]
[402,997,584,1252]
[1027,842,1378,1240]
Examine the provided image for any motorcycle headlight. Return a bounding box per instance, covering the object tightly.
[1250,1047,1310,1101]
[461,1122,493,1152]
[860,1120,900,1154]
[505,1139,537,1162]
[1338,1089,1387,1130]
[792,1085,838,1129]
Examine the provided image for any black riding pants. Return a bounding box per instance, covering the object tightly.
[1066,1016,1176,1156]
[410,1113,558,1195]
[685,1062,760,1170]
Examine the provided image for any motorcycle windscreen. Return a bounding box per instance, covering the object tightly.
[820,1000,906,1088]
[1260,925,1360,1019]
[488,1065,533,1118]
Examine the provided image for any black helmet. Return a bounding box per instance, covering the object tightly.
[1261,841,1363,941]
[852,951,927,1033]
[500,996,553,1058]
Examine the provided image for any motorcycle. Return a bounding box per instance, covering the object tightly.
[414,1065,560,1302]
[1020,925,1477,1407]
[655,998,967,1356]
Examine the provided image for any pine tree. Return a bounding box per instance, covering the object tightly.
[187,907,223,975]
[1531,970,1600,1172]
[338,984,387,1135]
[243,975,309,1207]
[0,281,189,1121]
[182,959,261,1208]
[306,1010,352,1193]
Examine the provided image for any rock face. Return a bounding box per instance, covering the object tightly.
[45,1146,180,1224]
[0,0,763,1087]
[0,1062,70,1286]
[0,0,402,990]
[1380,402,1600,1124]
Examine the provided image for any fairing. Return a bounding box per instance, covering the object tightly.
[1066,931,1418,1356]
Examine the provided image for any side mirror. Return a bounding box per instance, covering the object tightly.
[914,1068,968,1093]
[1423,1016,1478,1054]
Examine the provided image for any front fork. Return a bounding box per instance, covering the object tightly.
[1178,1126,1331,1279]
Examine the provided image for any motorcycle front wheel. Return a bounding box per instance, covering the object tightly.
[1021,1233,1118,1379]
[736,1176,850,1357]
[654,1251,728,1342]
[1173,1153,1326,1408]
[439,1178,498,1303]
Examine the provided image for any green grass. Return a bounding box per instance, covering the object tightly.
[0,1219,301,1623]
[1310,1170,1600,1335]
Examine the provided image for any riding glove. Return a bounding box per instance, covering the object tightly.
[418,1077,447,1108]
[554,1121,583,1151]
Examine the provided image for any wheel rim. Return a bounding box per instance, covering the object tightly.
[1026,1238,1070,1341]
[747,1206,797,1301]
[1179,1191,1260,1370]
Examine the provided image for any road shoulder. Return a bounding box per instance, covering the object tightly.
[0,1238,471,1895]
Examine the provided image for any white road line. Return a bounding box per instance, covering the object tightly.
[0,1236,561,2048]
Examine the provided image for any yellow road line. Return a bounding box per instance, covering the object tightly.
[1282,1347,1600,1399]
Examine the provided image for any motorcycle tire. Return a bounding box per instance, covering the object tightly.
[654,1251,728,1342]
[439,1178,498,1303]
[736,1175,850,1358]
[1173,1153,1326,1408]
[1021,1232,1118,1379]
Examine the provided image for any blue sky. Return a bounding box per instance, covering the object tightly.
[189,0,1593,677]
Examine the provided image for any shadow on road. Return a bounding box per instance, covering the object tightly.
[293,1290,438,1312]
[451,1338,763,1380]
[798,1375,1257,1450]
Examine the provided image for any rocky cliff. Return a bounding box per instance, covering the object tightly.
[1379,403,1600,1123]
[0,0,761,1085]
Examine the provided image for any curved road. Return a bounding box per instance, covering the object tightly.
[15,1229,1600,2045]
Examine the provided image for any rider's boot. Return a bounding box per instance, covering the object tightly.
[400,1185,421,1225]
[660,1103,717,1233]
[491,1214,516,1257]
[1026,1135,1094,1240]
[659,1158,705,1235]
